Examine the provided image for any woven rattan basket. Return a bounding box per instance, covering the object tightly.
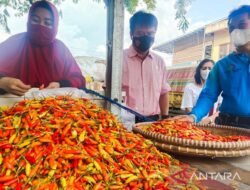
[133,122,250,157]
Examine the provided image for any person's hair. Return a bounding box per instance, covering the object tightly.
[228,5,250,26]
[194,59,215,85]
[32,1,53,17]
[129,11,158,33]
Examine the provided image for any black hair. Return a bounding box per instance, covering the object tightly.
[129,11,158,33]
[194,59,215,85]
[228,5,250,26]
[32,1,53,17]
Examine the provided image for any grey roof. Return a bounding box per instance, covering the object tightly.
[154,28,205,54]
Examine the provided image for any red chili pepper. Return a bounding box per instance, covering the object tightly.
[0,184,4,190]
[0,143,12,149]
[18,174,26,181]
[31,120,40,128]
[73,159,79,169]
[163,157,170,166]
[84,138,98,145]
[61,124,71,138]
[83,125,93,135]
[84,147,97,157]
[100,136,107,143]
[50,119,56,124]
[64,138,75,146]
[54,111,64,118]
[16,183,22,190]
[3,178,18,186]
[25,155,36,165]
[52,130,60,143]
[5,161,14,170]
[62,149,81,154]
[0,175,14,182]
[47,144,53,153]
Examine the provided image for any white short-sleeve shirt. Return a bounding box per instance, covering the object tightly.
[181,83,222,114]
[181,83,202,110]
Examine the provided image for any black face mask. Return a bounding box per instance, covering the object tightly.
[132,35,155,53]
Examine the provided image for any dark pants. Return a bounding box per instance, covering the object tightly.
[135,115,159,123]
[135,115,169,123]
[215,113,250,129]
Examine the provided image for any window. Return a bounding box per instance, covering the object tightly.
[219,43,230,59]
[204,45,212,59]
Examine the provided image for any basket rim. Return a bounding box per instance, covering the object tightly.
[133,122,250,149]
[154,142,250,158]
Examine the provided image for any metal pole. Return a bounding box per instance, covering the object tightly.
[105,0,124,116]
[105,0,114,110]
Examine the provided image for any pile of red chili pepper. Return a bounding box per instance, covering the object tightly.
[0,96,204,190]
[138,120,250,142]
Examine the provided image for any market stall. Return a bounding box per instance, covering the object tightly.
[0,91,203,189]
[0,89,249,189]
[165,66,196,110]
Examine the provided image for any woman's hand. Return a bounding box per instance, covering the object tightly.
[170,115,195,123]
[46,82,60,89]
[0,77,31,96]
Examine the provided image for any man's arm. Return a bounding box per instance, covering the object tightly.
[159,92,169,116]
[191,63,222,122]
[160,62,171,117]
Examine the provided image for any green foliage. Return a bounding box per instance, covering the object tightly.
[0,0,191,33]
[175,0,193,32]
[0,0,32,32]
[123,0,139,13]
[0,0,79,32]
[123,0,156,13]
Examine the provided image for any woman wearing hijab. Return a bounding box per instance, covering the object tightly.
[0,0,85,96]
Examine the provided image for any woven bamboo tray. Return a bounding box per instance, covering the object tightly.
[133,122,250,157]
[154,142,250,157]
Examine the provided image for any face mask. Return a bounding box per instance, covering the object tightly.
[28,24,55,46]
[230,28,250,47]
[132,35,154,52]
[200,69,210,80]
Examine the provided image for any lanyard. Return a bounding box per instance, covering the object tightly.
[80,87,154,122]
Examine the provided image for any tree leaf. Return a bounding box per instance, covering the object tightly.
[174,0,193,32]
[0,0,192,33]
[3,8,9,17]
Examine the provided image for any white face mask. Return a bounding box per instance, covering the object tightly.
[230,28,250,47]
[200,69,210,81]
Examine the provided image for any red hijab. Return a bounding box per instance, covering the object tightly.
[0,1,85,88]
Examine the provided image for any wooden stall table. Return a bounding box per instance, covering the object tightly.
[175,155,250,190]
